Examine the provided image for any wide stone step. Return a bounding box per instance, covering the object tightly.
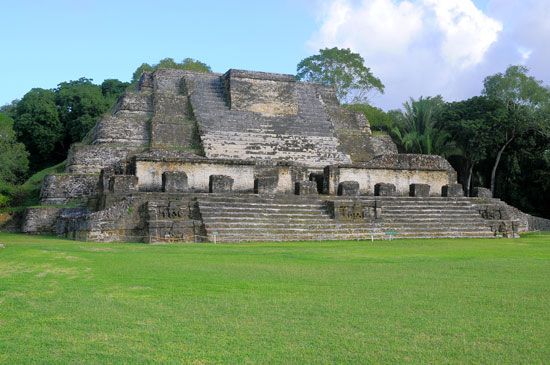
[199,202,325,209]
[203,220,489,228]
[381,217,485,223]
[210,231,495,242]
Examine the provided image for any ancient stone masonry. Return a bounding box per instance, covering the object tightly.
[18,68,548,242]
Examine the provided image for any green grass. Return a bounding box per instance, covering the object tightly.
[0,233,549,363]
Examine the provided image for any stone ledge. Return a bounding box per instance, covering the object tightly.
[333,154,455,172]
[224,69,296,82]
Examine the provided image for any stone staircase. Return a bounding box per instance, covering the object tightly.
[372,197,496,238]
[194,195,499,243]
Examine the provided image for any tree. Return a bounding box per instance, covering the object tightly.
[13,88,64,170]
[482,65,550,195]
[390,96,460,157]
[179,57,212,73]
[131,57,212,84]
[345,104,394,133]
[0,113,29,185]
[296,47,384,104]
[55,78,111,143]
[132,63,154,84]
[441,97,504,195]
[101,79,130,103]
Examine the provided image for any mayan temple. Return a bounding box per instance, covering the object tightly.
[20,68,549,242]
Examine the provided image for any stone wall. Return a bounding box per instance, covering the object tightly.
[224,69,298,116]
[40,174,99,205]
[134,158,294,193]
[324,154,456,196]
[66,144,142,174]
[22,207,63,234]
[334,167,450,196]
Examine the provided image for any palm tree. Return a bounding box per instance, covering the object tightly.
[391,96,461,158]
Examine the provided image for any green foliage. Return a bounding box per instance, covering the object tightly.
[13,88,64,171]
[345,103,394,132]
[390,96,459,157]
[483,65,550,109]
[131,57,212,84]
[296,47,384,103]
[131,63,154,84]
[101,79,130,103]
[0,233,549,363]
[56,78,111,143]
[481,65,550,194]
[12,161,66,208]
[10,77,127,175]
[0,193,9,208]
[0,113,29,184]
[441,96,506,192]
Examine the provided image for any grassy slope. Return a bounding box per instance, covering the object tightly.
[0,233,549,363]
[1,161,67,212]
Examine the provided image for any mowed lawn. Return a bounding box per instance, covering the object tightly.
[0,233,549,363]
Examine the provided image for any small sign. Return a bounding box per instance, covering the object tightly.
[385,230,398,241]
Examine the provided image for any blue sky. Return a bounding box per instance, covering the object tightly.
[2,0,549,110]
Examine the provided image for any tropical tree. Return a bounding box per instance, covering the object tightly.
[441,97,504,195]
[101,79,130,103]
[482,65,550,195]
[390,96,459,157]
[345,103,394,133]
[55,78,112,143]
[13,88,64,170]
[296,47,384,104]
[0,113,29,184]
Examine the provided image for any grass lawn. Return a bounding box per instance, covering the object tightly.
[0,232,549,363]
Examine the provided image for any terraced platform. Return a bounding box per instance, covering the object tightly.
[194,194,503,242]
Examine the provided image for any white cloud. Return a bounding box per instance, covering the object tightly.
[424,0,502,68]
[308,0,504,108]
[309,0,424,56]
[517,47,532,64]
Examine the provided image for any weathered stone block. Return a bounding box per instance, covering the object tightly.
[374,183,396,196]
[22,207,62,234]
[225,69,298,116]
[99,167,114,193]
[254,176,278,194]
[326,200,381,220]
[108,175,138,194]
[338,181,359,196]
[409,183,430,197]
[441,183,464,197]
[295,181,318,195]
[40,174,99,205]
[162,171,188,192]
[209,175,234,193]
[472,187,492,198]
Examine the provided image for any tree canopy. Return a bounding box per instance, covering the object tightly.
[13,88,64,170]
[131,57,212,84]
[481,65,550,194]
[296,47,384,104]
[389,96,459,157]
[0,113,29,185]
[56,78,112,143]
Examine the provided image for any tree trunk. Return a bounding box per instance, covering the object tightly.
[490,136,514,197]
[466,164,474,197]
